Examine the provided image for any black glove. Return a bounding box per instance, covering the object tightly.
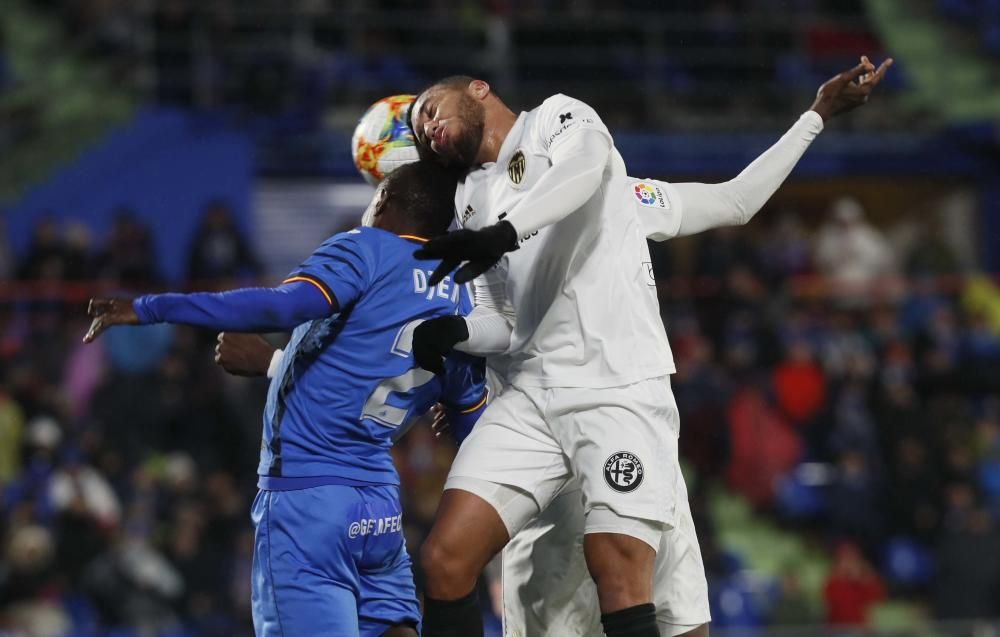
[414,221,519,286]
[412,315,470,375]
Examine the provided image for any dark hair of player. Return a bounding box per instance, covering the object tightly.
[380,161,459,236]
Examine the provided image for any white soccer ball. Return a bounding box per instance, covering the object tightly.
[351,94,419,186]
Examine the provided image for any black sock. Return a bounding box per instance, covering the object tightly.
[601,603,659,637]
[422,590,483,637]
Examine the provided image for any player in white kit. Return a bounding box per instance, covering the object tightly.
[407,56,891,637]
[213,57,892,637]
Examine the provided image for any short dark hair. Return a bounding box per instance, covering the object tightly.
[381,161,460,236]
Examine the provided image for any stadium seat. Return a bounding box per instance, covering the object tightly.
[882,537,935,587]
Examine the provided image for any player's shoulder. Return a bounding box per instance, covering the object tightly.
[534,93,594,116]
[538,92,587,108]
[529,93,607,150]
[320,226,394,248]
[312,226,390,264]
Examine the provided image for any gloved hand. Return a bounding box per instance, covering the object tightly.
[414,220,519,285]
[412,315,470,374]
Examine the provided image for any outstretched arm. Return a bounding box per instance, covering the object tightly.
[86,228,376,343]
[643,56,892,241]
[670,111,824,237]
[83,280,335,343]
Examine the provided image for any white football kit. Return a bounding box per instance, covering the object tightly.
[266,102,825,636]
[451,101,824,637]
[446,94,681,545]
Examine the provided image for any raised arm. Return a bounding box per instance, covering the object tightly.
[669,111,824,238]
[639,56,892,241]
[85,229,375,344]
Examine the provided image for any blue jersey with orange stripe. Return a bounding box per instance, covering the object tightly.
[257,226,487,487]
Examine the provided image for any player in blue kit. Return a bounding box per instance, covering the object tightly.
[82,161,489,637]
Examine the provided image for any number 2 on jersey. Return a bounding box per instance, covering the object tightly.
[361,320,435,435]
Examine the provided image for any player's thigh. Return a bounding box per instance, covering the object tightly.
[549,377,682,532]
[446,385,571,537]
[355,486,421,637]
[251,488,363,637]
[502,487,604,637]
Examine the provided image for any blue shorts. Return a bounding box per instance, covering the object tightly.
[250,484,420,637]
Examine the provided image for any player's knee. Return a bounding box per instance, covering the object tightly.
[420,536,478,595]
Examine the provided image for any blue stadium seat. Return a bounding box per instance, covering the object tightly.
[882,537,934,587]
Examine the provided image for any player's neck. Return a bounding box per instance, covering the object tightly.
[374,218,424,239]
[476,107,518,165]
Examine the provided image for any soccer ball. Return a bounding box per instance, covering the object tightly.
[351,95,419,186]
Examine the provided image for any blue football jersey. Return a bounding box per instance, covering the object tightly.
[257,227,487,485]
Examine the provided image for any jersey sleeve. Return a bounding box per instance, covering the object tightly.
[285,229,375,309]
[440,353,488,412]
[439,353,488,445]
[535,93,613,155]
[628,177,685,241]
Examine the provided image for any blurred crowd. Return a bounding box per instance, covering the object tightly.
[1,192,998,635]
[16,0,889,128]
[656,196,1000,628]
[0,202,263,637]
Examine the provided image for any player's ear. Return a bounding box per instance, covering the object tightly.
[469,79,490,101]
[373,185,390,218]
[361,184,389,227]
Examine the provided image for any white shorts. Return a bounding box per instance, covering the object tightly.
[500,485,711,637]
[445,377,682,541]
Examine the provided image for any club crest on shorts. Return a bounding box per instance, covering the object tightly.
[507,150,526,186]
[604,451,644,493]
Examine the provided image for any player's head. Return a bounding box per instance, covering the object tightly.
[408,75,492,169]
[362,161,458,237]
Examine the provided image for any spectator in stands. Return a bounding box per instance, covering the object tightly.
[0,524,70,637]
[186,200,260,284]
[17,217,68,281]
[934,507,1000,620]
[771,570,819,626]
[905,221,960,278]
[827,447,887,552]
[95,209,160,285]
[822,542,885,626]
[48,447,121,531]
[888,437,943,542]
[762,213,813,280]
[814,197,896,302]
[725,385,801,507]
[772,338,827,426]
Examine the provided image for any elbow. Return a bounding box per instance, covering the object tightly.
[724,185,751,226]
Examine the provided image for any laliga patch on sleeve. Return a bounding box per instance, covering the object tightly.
[633,182,670,210]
